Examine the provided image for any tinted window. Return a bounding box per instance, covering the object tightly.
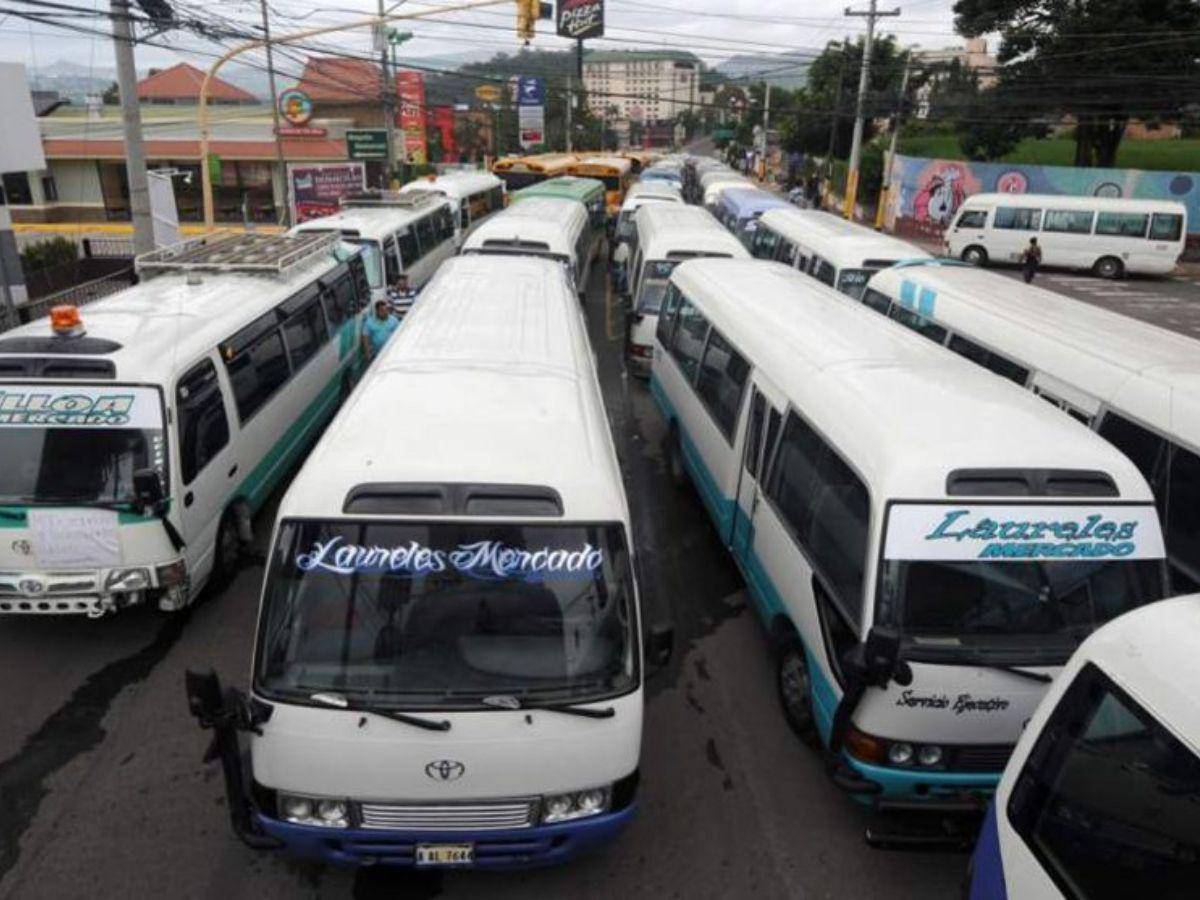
[1167,444,1200,584]
[656,282,682,347]
[1095,212,1149,238]
[1008,663,1200,900]
[812,257,836,286]
[947,334,1029,385]
[695,330,751,439]
[280,290,329,371]
[745,390,765,478]
[323,272,358,328]
[1098,412,1167,492]
[862,287,892,314]
[395,229,419,268]
[751,226,779,260]
[177,359,229,485]
[1042,209,1094,234]
[383,236,402,282]
[776,237,799,267]
[766,412,825,544]
[415,214,438,254]
[1150,213,1184,242]
[994,206,1042,230]
[223,317,290,421]
[956,209,987,229]
[807,446,870,615]
[763,406,782,483]
[670,299,709,383]
[889,304,948,343]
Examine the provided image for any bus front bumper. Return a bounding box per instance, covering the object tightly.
[254,805,637,869]
[833,757,999,814]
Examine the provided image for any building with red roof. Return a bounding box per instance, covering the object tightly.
[137,62,258,105]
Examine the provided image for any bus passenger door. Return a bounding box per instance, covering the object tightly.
[731,386,782,565]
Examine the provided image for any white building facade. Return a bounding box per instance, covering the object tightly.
[583,50,700,123]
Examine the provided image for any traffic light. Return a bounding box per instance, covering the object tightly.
[516,0,551,42]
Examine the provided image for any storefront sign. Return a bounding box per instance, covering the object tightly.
[279,88,314,126]
[0,385,162,429]
[346,129,389,160]
[884,504,1165,562]
[287,162,366,223]
[396,70,428,165]
[557,0,604,40]
[517,76,545,150]
[278,126,327,138]
[474,84,502,104]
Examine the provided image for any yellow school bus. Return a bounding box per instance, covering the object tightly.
[567,155,634,217]
[491,153,579,192]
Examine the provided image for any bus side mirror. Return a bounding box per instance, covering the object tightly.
[133,467,164,509]
[646,622,674,668]
[843,625,912,688]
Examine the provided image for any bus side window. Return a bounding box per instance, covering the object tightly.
[1097,412,1168,493]
[1166,444,1200,587]
[323,271,359,327]
[947,334,1029,385]
[888,304,948,344]
[415,214,438,257]
[812,257,836,286]
[762,407,782,482]
[656,282,682,347]
[346,256,369,310]
[278,285,329,372]
[670,298,709,383]
[861,288,891,314]
[954,209,987,229]
[1150,213,1184,242]
[744,390,765,478]
[382,236,402,283]
[222,314,291,422]
[695,329,751,440]
[177,358,230,485]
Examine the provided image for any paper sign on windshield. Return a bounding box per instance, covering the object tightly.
[884,504,1165,562]
[0,385,163,429]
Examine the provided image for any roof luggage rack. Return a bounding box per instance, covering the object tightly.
[135,232,339,280]
[339,190,440,209]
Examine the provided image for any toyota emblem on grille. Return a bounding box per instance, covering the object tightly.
[18,577,46,596]
[424,760,466,782]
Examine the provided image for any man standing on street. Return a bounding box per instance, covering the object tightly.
[362,298,400,364]
[388,272,419,319]
[1021,237,1043,283]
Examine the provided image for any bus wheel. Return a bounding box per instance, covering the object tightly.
[960,245,988,266]
[211,508,242,590]
[1094,256,1124,279]
[777,641,816,741]
[665,426,687,487]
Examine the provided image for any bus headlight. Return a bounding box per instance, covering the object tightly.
[278,793,349,828]
[886,742,915,766]
[541,786,611,824]
[104,568,150,592]
[917,745,944,768]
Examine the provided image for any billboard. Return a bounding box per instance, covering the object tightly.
[557,0,604,40]
[287,162,366,223]
[396,70,428,165]
[517,76,545,150]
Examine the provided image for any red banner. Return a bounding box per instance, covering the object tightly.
[395,70,428,165]
[429,106,457,161]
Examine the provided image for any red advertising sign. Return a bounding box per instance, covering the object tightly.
[287,162,366,223]
[429,106,457,161]
[395,70,428,165]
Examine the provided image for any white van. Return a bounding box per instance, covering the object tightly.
[753,207,931,299]
[611,182,685,273]
[625,204,748,375]
[650,258,1168,830]
[398,171,504,244]
[966,593,1200,899]
[0,233,369,616]
[701,175,754,211]
[291,191,457,310]
[186,253,670,870]
[946,193,1187,278]
[461,196,595,297]
[864,260,1200,593]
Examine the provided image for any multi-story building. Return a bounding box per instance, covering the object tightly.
[582,50,700,124]
[914,38,997,119]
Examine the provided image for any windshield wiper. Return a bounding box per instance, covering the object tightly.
[481,694,616,719]
[309,692,451,732]
[930,658,1054,683]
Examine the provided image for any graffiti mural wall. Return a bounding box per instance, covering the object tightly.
[887,155,1200,254]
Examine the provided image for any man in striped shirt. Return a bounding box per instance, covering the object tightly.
[387,273,419,319]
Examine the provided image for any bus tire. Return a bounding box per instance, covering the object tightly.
[210,507,242,591]
[665,425,687,488]
[960,245,988,266]
[777,638,817,742]
[1094,256,1124,279]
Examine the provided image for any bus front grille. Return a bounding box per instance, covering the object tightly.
[358,799,538,831]
[950,744,1015,772]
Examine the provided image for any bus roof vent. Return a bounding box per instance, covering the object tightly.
[135,232,339,280]
[946,469,1118,498]
[0,356,116,379]
[339,191,440,210]
[343,483,563,516]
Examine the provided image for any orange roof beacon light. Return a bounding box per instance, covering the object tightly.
[50,304,85,337]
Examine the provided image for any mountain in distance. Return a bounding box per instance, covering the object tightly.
[714,53,809,89]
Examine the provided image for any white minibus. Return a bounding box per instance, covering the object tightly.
[186,253,670,870]
[611,182,685,274]
[398,171,504,245]
[460,196,595,297]
[291,191,457,310]
[701,175,753,211]
[864,260,1200,593]
[625,204,748,375]
[966,593,1200,899]
[0,233,370,616]
[650,258,1168,831]
[946,193,1187,278]
[752,207,931,299]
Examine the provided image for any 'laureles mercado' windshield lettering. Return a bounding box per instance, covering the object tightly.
[0,390,138,426]
[295,536,605,582]
[925,509,1140,560]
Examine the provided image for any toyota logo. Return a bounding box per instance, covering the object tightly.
[424,760,465,782]
[18,577,46,596]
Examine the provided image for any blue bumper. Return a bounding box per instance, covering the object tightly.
[255,804,636,870]
[840,757,1000,810]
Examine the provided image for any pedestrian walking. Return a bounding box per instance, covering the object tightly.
[1021,237,1042,283]
[362,298,400,364]
[387,273,419,319]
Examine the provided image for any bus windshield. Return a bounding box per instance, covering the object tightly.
[836,267,879,300]
[880,504,1166,664]
[0,384,166,506]
[345,239,383,290]
[256,519,639,708]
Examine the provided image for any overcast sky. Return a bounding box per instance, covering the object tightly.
[0,0,968,79]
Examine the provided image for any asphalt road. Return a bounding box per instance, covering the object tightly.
[0,260,965,900]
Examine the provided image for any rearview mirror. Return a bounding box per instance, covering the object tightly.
[843,625,912,688]
[645,622,674,668]
[133,467,164,509]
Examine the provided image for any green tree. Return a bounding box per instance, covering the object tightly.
[953,0,1200,167]
[922,59,1044,160]
[102,81,120,105]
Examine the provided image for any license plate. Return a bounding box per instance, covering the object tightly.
[414,843,474,867]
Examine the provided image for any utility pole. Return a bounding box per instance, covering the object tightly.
[111,0,153,254]
[377,0,396,187]
[259,0,289,226]
[843,0,900,220]
[758,80,771,181]
[565,75,572,152]
[824,38,849,209]
[874,50,914,230]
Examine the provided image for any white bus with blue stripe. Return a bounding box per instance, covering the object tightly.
[0,233,369,616]
[863,260,1200,596]
[649,258,1168,837]
[967,593,1200,898]
[186,253,671,870]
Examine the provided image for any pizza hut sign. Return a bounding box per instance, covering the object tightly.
[557,0,604,40]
